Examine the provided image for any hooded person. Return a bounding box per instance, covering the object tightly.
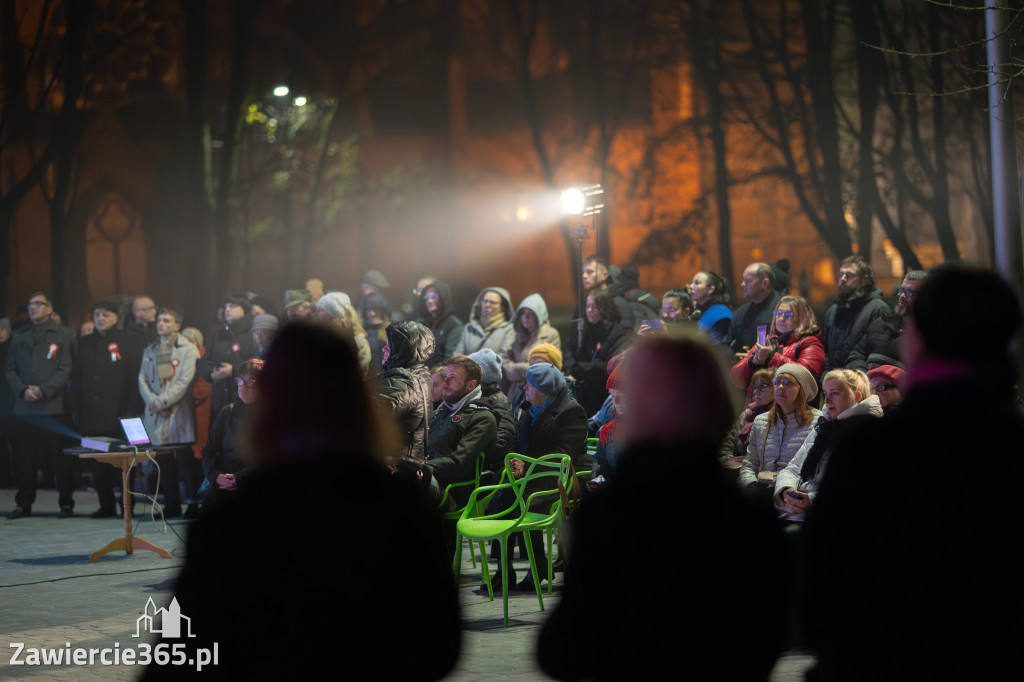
[454,287,515,356]
[501,294,562,398]
[376,321,436,465]
[607,266,660,333]
[361,291,392,379]
[416,282,464,368]
[468,348,516,470]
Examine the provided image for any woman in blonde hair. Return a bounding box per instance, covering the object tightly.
[774,368,881,521]
[315,291,371,375]
[731,295,825,391]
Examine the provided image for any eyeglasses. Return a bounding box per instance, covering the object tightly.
[752,384,772,393]
[422,294,439,301]
[28,301,49,309]
[236,378,257,387]
[773,310,793,320]
[772,378,796,389]
[871,383,898,393]
[480,299,501,307]
[896,287,916,299]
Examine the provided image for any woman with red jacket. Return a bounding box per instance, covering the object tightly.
[731,295,825,391]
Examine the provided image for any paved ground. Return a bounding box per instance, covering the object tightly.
[0,488,815,680]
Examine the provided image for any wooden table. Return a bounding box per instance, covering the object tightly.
[66,448,173,562]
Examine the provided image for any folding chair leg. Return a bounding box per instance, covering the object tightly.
[500,537,511,628]
[453,530,464,583]
[547,528,555,594]
[479,540,494,601]
[523,531,545,613]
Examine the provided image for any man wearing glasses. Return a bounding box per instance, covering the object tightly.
[846,270,929,372]
[5,292,75,519]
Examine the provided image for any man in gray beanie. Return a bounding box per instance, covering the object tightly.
[468,348,516,469]
[251,314,279,360]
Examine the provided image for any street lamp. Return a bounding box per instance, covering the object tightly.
[273,85,290,97]
[562,183,605,349]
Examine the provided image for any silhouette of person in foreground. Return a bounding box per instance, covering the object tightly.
[144,323,460,680]
[802,263,1024,682]
[538,335,786,681]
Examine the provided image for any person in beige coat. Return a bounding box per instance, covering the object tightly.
[501,293,561,397]
[138,308,199,517]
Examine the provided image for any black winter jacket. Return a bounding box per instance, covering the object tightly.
[199,315,255,415]
[474,383,517,470]
[845,309,902,371]
[427,399,496,486]
[565,320,630,416]
[377,321,435,462]
[823,286,889,371]
[70,328,144,434]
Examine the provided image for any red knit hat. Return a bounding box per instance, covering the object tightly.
[606,362,623,391]
[867,364,906,388]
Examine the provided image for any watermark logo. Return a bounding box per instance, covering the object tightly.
[134,597,195,638]
[9,598,217,670]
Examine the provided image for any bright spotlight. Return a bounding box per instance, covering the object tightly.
[273,85,289,97]
[561,184,604,216]
[293,96,307,106]
[561,189,585,215]
[516,205,531,222]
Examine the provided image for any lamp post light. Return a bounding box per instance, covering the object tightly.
[561,184,605,349]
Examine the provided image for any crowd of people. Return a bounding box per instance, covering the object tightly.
[2,257,1024,679]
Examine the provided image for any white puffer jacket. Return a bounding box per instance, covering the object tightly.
[738,408,822,488]
[774,395,883,520]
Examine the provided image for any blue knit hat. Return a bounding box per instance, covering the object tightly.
[469,348,502,385]
[526,362,565,396]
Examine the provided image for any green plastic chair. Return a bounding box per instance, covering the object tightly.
[455,452,572,627]
[437,451,488,568]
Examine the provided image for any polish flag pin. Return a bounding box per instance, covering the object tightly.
[108,342,121,362]
[46,343,58,360]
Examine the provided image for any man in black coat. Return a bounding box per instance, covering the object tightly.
[803,264,1024,681]
[823,255,889,371]
[197,295,254,416]
[5,292,75,518]
[845,269,927,372]
[70,300,144,516]
[468,348,516,471]
[727,262,782,355]
[426,355,496,490]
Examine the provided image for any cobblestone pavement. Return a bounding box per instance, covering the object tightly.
[1,488,814,680]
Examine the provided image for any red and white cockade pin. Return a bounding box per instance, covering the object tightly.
[231,342,241,354]
[171,357,180,374]
[46,343,59,360]
[108,342,121,362]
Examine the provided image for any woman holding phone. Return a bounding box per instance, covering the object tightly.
[730,295,825,392]
[774,369,882,521]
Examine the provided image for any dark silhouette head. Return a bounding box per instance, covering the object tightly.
[250,322,397,465]
[907,264,1022,379]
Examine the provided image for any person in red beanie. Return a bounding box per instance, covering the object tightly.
[590,362,626,488]
[866,364,906,413]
